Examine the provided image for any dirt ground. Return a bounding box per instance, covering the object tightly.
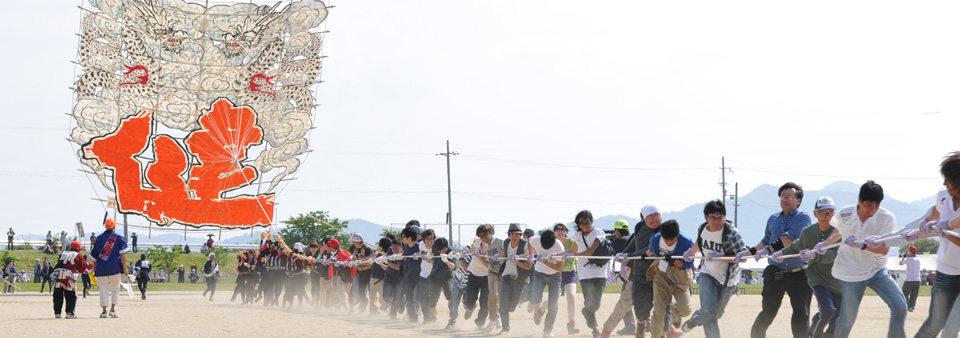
[0,288,931,337]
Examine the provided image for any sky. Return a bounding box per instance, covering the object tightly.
[1,0,959,241]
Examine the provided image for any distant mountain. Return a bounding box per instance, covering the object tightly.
[644,181,934,245]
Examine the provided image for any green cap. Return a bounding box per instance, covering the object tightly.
[614,219,630,230]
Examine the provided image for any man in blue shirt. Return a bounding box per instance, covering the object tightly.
[737,182,813,338]
[91,217,130,318]
[401,223,422,323]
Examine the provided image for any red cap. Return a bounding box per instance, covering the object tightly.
[105,218,116,229]
[909,246,918,253]
[70,241,82,251]
[328,239,340,249]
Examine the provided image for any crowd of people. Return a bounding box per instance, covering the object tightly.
[10,151,960,338]
[211,152,960,338]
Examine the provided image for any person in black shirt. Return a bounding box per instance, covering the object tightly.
[133,253,152,300]
[283,243,309,308]
[202,253,219,301]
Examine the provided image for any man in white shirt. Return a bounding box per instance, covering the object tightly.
[472,224,505,332]
[529,230,566,338]
[832,181,907,338]
[899,246,921,312]
[573,210,609,338]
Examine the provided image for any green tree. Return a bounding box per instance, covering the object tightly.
[207,245,232,268]
[145,245,179,274]
[899,237,940,255]
[277,211,349,248]
[379,228,401,239]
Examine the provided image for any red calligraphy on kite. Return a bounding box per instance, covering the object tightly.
[83,98,274,227]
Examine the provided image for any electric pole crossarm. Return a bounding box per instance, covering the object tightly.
[436,140,459,242]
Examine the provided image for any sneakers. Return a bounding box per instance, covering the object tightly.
[533,306,545,325]
[681,319,696,333]
[567,323,581,335]
[464,306,474,320]
[445,321,456,330]
[65,313,76,319]
[592,327,601,338]
[141,295,146,300]
[55,314,61,319]
[664,328,684,338]
[497,329,510,336]
[108,310,117,318]
[617,326,637,336]
[482,320,497,332]
[99,312,107,319]
[543,331,555,338]
[528,302,535,313]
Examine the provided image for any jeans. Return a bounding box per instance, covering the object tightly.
[137,278,148,297]
[835,269,906,338]
[942,294,960,338]
[355,269,372,309]
[463,273,490,326]
[901,281,920,310]
[448,282,466,323]
[403,276,420,321]
[385,277,404,317]
[580,278,606,329]
[425,277,452,320]
[531,271,562,332]
[499,276,525,331]
[632,278,655,323]
[751,266,812,338]
[688,273,738,338]
[916,271,960,338]
[810,285,841,338]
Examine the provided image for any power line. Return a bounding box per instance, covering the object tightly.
[737,168,939,180]
[460,154,715,171]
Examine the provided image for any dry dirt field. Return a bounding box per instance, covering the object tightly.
[0,290,931,337]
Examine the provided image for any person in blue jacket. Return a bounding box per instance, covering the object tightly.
[646,220,694,338]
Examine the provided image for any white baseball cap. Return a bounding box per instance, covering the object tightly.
[815,196,836,210]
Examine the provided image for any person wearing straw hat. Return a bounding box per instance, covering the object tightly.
[767,196,842,338]
[832,181,906,338]
[52,240,87,318]
[899,245,921,312]
[90,217,129,318]
[679,200,749,338]
[202,252,219,301]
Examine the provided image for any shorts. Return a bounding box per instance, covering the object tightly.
[561,270,577,286]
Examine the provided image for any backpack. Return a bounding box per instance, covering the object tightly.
[582,231,613,267]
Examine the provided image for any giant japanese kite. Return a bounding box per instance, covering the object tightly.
[70,0,328,228]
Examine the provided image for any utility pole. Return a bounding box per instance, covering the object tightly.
[729,182,740,227]
[437,140,458,242]
[719,157,731,202]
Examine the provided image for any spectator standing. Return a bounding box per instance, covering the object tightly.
[91,218,130,318]
[131,233,138,253]
[177,265,185,283]
[60,231,68,253]
[89,233,96,249]
[900,246,921,312]
[6,228,13,250]
[33,259,41,283]
[40,260,53,293]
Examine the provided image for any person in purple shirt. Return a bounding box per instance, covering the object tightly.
[737,182,813,338]
[90,218,130,319]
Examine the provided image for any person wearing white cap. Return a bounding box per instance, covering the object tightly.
[621,205,678,338]
[202,252,219,301]
[350,234,377,314]
[766,196,843,338]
